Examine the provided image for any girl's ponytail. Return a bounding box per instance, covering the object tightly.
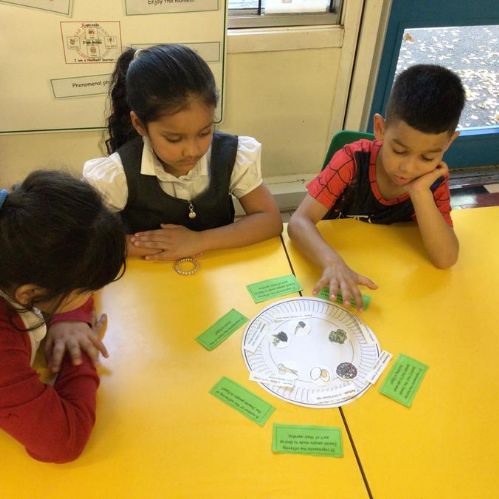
[106,47,138,154]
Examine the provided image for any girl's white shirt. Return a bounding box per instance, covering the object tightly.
[0,290,46,366]
[83,135,263,212]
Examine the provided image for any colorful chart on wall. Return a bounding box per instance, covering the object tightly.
[242,297,383,408]
[0,0,227,132]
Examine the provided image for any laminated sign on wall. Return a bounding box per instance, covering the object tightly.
[0,0,227,132]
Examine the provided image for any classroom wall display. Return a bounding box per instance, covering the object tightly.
[0,0,227,133]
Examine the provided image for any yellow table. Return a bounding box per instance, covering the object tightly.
[1,238,369,498]
[282,206,499,499]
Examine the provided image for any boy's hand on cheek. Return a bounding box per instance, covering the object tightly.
[406,162,449,195]
[131,225,204,261]
[312,260,377,311]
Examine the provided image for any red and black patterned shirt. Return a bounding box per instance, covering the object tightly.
[307,139,452,225]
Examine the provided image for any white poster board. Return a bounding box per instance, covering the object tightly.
[0,0,226,133]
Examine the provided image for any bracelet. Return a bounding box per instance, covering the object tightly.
[173,257,200,276]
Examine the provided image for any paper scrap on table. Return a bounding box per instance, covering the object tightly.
[366,351,392,384]
[249,371,296,388]
[379,354,428,407]
[196,309,248,351]
[247,275,302,303]
[308,384,358,405]
[272,423,343,458]
[243,321,267,353]
[210,377,275,426]
[272,311,315,321]
[317,287,371,309]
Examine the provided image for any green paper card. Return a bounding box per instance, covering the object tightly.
[210,377,275,426]
[272,423,343,458]
[247,275,302,303]
[196,309,248,351]
[379,354,428,407]
[317,287,371,309]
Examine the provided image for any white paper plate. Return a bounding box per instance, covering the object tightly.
[242,297,381,408]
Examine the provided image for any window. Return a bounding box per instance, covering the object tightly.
[228,0,342,29]
[396,25,499,129]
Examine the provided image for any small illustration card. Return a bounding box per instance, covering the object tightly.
[196,309,248,351]
[272,423,343,458]
[379,354,428,407]
[249,371,296,388]
[366,350,392,384]
[210,377,275,426]
[317,287,371,309]
[247,275,302,303]
[243,321,268,353]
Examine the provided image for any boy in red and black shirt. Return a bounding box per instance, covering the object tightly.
[288,65,465,309]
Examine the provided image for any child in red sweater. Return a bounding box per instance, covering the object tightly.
[0,170,126,463]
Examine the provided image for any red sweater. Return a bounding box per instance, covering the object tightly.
[0,297,99,463]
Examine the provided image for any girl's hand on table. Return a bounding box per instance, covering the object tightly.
[45,314,108,373]
[126,235,162,258]
[131,224,204,261]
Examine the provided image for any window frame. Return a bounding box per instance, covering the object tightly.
[228,1,343,29]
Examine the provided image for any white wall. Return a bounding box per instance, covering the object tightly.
[0,47,340,187]
[0,0,382,199]
[222,47,341,178]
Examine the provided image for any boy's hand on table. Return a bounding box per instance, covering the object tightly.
[45,314,108,373]
[312,259,377,311]
[131,225,204,261]
[405,162,449,195]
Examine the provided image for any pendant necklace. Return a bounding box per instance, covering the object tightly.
[171,182,196,220]
[161,158,197,220]
[188,202,197,219]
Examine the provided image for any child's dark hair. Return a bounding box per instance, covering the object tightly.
[106,44,218,154]
[386,64,465,134]
[0,170,126,313]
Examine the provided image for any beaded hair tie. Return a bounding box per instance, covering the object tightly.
[174,257,200,276]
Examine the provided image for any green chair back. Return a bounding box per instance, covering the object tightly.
[322,130,374,170]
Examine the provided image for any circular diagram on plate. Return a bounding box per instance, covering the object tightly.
[242,297,381,408]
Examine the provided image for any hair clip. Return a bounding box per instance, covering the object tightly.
[173,257,200,276]
[133,48,143,60]
[0,189,8,209]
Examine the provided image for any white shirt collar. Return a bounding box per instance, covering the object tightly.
[140,136,210,182]
[0,289,46,342]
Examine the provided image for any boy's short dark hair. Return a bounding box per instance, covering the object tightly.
[386,64,466,134]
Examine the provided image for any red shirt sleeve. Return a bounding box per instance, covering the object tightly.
[411,175,453,226]
[307,146,356,210]
[49,296,94,326]
[0,303,99,463]
[433,175,453,226]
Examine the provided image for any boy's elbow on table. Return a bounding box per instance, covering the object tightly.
[431,254,458,270]
[287,213,310,241]
[287,220,298,240]
[429,246,459,269]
